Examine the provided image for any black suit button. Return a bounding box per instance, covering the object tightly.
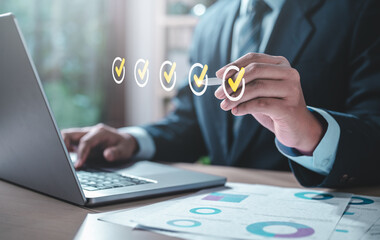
[340,174,349,183]
[348,177,356,183]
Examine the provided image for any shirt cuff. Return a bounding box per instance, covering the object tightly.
[275,107,341,176]
[118,126,156,160]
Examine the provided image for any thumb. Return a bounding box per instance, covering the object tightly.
[103,143,130,162]
[215,67,226,79]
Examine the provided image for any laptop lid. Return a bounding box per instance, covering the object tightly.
[0,13,86,205]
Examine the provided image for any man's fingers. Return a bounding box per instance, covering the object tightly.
[75,128,109,168]
[103,142,129,162]
[243,63,295,84]
[75,143,91,169]
[216,53,289,78]
[61,133,72,151]
[215,63,296,99]
[231,97,285,118]
[61,128,89,151]
[220,79,288,111]
[233,53,289,69]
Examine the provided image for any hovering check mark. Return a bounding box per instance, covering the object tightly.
[164,62,176,83]
[137,60,149,80]
[193,64,208,87]
[115,58,125,77]
[228,67,245,92]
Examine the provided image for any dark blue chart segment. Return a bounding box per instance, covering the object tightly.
[349,196,374,205]
[246,221,315,238]
[167,219,201,228]
[189,207,222,215]
[294,191,334,200]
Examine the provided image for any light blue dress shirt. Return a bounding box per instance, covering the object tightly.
[120,0,341,176]
[119,126,156,160]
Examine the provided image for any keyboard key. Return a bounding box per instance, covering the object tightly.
[83,186,97,191]
[77,169,153,191]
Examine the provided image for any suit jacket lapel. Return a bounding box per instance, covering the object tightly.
[228,0,324,163]
[265,0,324,64]
[219,0,240,64]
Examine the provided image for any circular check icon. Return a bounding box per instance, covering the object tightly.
[134,59,149,87]
[222,65,245,101]
[159,60,177,92]
[188,63,208,96]
[112,57,125,84]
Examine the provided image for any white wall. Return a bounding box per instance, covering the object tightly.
[124,0,160,126]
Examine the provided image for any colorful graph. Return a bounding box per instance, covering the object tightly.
[349,196,374,205]
[190,207,221,215]
[294,191,333,200]
[246,221,315,238]
[167,219,201,228]
[202,192,248,203]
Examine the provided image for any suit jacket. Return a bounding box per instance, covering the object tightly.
[143,0,380,188]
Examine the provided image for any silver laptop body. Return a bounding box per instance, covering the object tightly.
[0,13,226,206]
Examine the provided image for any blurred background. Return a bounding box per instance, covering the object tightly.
[0,0,216,129]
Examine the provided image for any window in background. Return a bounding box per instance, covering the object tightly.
[0,0,126,129]
[155,0,216,117]
[123,0,216,125]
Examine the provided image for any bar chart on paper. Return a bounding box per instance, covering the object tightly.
[202,192,248,203]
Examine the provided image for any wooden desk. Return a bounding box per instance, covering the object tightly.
[0,163,379,240]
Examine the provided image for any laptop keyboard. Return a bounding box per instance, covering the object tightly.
[77,169,153,191]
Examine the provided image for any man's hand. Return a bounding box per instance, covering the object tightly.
[61,124,138,169]
[215,53,324,155]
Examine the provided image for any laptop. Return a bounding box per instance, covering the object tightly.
[0,13,226,206]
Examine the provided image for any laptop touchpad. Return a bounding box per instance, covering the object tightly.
[114,161,178,177]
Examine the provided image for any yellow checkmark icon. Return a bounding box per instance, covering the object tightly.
[193,64,208,87]
[228,67,245,92]
[163,62,176,84]
[137,60,149,80]
[115,58,125,77]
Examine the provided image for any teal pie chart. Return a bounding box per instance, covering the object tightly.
[167,219,201,228]
[189,207,221,215]
[294,191,333,200]
[349,196,374,205]
[246,221,315,238]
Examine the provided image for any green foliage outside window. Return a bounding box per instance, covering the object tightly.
[0,0,109,128]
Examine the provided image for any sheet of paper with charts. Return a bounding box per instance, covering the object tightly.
[99,183,380,240]
[361,216,380,240]
[330,195,380,240]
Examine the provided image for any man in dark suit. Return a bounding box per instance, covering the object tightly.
[62,0,380,188]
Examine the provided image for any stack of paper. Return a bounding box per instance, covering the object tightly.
[361,217,380,240]
[330,194,380,239]
[100,183,380,240]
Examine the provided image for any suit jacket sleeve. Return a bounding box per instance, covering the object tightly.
[290,0,380,188]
